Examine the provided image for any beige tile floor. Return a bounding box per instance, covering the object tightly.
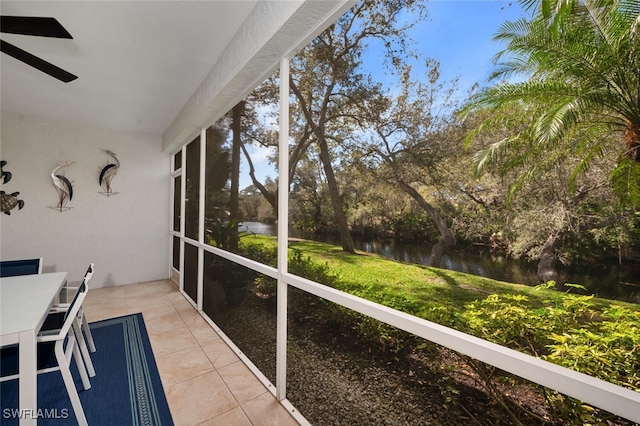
[83,279,299,426]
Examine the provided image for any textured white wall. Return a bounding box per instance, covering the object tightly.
[0,113,170,288]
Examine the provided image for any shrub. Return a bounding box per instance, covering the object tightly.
[545,305,640,392]
[458,285,640,423]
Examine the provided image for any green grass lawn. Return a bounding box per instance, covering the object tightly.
[243,235,638,318]
[239,235,640,397]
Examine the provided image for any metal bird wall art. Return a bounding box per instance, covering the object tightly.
[99,149,120,196]
[0,160,25,215]
[50,161,75,212]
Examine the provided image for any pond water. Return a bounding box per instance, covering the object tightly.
[241,221,640,303]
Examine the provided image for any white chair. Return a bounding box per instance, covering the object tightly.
[79,264,96,353]
[43,264,96,377]
[0,276,91,426]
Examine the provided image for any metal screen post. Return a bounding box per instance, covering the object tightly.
[276,56,290,401]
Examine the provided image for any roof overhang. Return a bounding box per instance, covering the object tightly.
[0,1,354,153]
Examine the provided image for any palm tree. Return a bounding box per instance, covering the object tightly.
[464,0,640,206]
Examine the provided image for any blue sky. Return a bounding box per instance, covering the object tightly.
[411,0,529,92]
[239,0,530,190]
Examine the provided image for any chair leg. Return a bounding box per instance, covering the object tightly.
[73,320,95,377]
[55,342,88,426]
[81,312,96,353]
[70,333,91,391]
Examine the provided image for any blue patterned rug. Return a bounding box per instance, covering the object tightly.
[1,313,174,425]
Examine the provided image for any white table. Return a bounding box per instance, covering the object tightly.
[1,272,68,426]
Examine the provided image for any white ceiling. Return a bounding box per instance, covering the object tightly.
[0,1,258,136]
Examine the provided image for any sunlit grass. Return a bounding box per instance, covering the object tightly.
[239,237,640,418]
[243,235,638,320]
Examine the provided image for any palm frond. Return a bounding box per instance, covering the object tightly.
[464,0,640,204]
[507,165,541,204]
[631,11,640,36]
[568,140,605,191]
[473,137,511,176]
[610,157,640,206]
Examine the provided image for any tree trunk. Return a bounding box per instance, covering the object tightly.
[396,179,455,266]
[429,241,448,267]
[229,101,243,251]
[239,122,313,218]
[537,234,562,288]
[623,123,640,162]
[240,141,278,213]
[317,136,356,253]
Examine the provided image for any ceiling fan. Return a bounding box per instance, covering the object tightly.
[1,16,77,82]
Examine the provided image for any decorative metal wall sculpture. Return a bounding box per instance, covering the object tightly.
[1,160,12,184]
[0,160,25,215]
[99,149,120,196]
[49,161,74,212]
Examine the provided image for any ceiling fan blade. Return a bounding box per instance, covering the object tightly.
[1,16,72,38]
[0,40,77,82]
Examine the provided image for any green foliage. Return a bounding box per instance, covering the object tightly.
[238,240,342,299]
[238,240,278,295]
[459,285,640,422]
[545,305,640,391]
[462,294,546,352]
[387,211,437,242]
[610,157,640,208]
[463,0,640,206]
[239,239,277,266]
[240,236,638,422]
[288,248,341,287]
[208,217,241,249]
[460,288,598,354]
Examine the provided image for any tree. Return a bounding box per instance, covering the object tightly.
[228,102,243,251]
[360,61,460,265]
[290,154,332,233]
[203,119,231,246]
[241,79,314,217]
[463,0,640,206]
[460,107,638,286]
[203,102,244,251]
[288,0,427,253]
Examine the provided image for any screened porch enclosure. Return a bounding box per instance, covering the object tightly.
[169,61,640,424]
[1,0,639,424]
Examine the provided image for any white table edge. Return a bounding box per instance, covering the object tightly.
[1,272,68,426]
